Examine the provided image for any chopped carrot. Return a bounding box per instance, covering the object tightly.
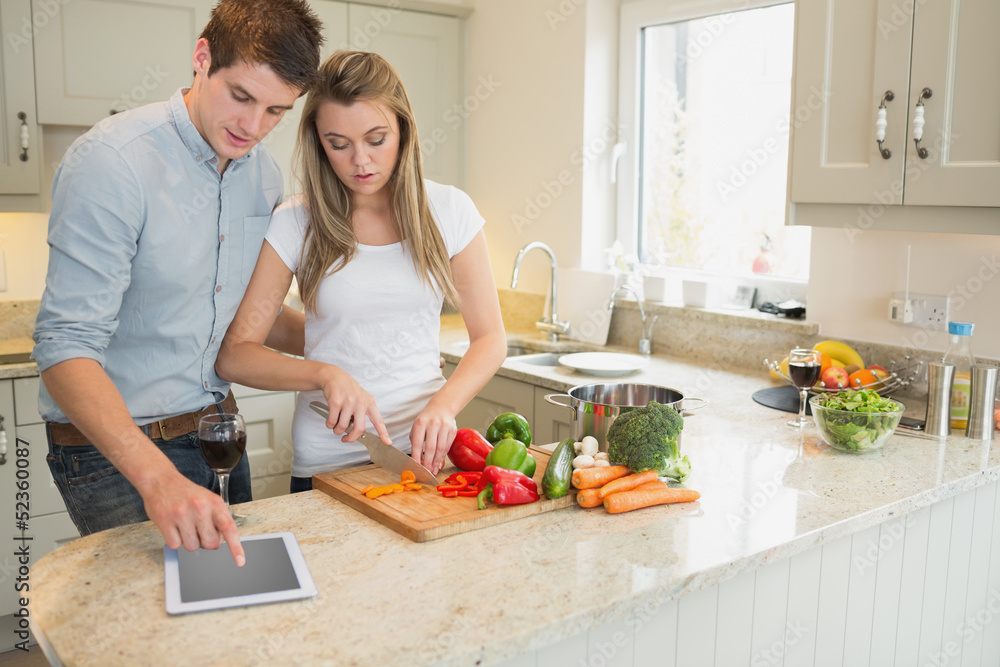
[400,470,416,484]
[603,486,701,513]
[571,465,631,490]
[403,483,422,490]
[576,488,603,508]
[360,484,375,494]
[598,470,659,499]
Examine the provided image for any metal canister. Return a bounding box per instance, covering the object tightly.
[965,364,998,440]
[925,362,955,437]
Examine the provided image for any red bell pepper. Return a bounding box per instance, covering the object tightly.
[447,428,494,471]
[476,465,539,509]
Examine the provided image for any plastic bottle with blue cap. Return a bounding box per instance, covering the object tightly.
[943,321,975,430]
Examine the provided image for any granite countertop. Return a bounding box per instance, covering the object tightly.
[0,336,37,379]
[28,320,1000,665]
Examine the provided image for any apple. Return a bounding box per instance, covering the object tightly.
[821,367,850,389]
[867,364,889,378]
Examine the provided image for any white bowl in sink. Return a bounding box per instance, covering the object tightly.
[558,352,649,377]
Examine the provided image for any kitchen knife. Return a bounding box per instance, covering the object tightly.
[308,401,440,486]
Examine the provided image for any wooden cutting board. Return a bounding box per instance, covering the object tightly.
[312,446,576,542]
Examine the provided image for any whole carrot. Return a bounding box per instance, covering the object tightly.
[576,488,603,508]
[598,470,659,499]
[571,465,630,490]
[603,486,701,513]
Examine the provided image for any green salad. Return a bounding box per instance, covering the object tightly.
[811,389,903,452]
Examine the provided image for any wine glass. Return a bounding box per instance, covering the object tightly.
[787,348,822,428]
[198,413,248,527]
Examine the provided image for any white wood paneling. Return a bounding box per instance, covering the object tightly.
[714,569,755,665]
[940,489,977,666]
[814,534,852,667]
[895,505,932,666]
[588,615,634,667]
[869,516,908,667]
[750,558,791,665]
[959,483,997,667]
[784,546,822,667]
[980,483,1000,665]
[918,498,957,662]
[844,524,881,666]
[632,594,678,666]
[676,584,717,666]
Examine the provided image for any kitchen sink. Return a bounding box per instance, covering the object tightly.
[506,352,562,366]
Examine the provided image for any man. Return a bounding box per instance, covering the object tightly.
[32,0,324,566]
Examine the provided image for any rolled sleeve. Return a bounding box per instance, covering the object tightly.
[33,140,144,372]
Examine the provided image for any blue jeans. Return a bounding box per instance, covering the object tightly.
[46,428,252,536]
[290,476,313,494]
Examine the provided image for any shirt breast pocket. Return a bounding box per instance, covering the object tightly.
[240,215,271,285]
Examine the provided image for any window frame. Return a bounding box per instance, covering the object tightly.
[616,0,806,298]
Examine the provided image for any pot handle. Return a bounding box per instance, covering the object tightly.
[679,396,708,416]
[544,393,574,411]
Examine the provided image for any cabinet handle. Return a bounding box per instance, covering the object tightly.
[912,87,932,159]
[0,415,7,465]
[17,112,29,162]
[876,90,894,159]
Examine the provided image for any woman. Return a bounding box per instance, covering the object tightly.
[216,51,506,491]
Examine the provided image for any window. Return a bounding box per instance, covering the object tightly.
[617,0,808,283]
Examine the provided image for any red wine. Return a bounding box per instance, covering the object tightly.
[199,433,247,472]
[789,361,821,388]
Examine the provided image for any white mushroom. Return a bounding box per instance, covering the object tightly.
[572,454,595,469]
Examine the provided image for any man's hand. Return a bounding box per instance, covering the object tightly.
[141,470,245,566]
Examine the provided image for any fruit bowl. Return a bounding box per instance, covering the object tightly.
[810,392,904,453]
[763,356,923,395]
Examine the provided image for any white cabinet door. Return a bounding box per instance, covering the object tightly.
[445,363,534,435]
[532,386,573,446]
[0,0,43,207]
[0,380,18,616]
[789,0,1000,208]
[232,385,295,500]
[13,379,69,518]
[789,0,912,205]
[347,4,463,186]
[259,0,349,197]
[32,0,214,126]
[903,0,1000,206]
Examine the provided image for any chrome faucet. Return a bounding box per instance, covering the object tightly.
[607,284,658,354]
[510,242,570,341]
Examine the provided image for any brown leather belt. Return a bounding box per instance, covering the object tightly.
[47,390,239,446]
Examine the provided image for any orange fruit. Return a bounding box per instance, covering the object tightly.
[817,352,832,378]
[847,368,880,389]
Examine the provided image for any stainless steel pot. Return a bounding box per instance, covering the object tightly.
[544,383,707,451]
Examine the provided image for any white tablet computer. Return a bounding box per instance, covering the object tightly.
[164,532,317,615]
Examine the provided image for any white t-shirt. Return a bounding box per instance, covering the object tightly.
[265,180,484,477]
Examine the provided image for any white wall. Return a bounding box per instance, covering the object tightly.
[808,227,1000,359]
[0,212,48,301]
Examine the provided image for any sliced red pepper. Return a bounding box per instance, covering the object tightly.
[456,488,480,497]
[441,489,459,498]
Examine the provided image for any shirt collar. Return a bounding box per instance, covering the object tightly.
[169,87,256,167]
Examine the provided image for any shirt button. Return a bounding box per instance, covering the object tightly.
[210,157,217,164]
[220,234,225,242]
[196,156,202,162]
[204,381,209,388]
[216,286,222,293]
[212,337,217,344]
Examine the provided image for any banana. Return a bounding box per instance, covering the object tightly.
[770,356,789,381]
[814,341,864,370]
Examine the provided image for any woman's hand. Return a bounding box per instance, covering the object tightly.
[409,405,457,474]
[317,364,391,445]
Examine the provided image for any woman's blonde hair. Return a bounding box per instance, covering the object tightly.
[293,50,458,313]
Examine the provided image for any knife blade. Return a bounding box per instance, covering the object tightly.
[308,401,440,486]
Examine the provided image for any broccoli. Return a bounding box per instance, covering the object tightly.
[606,401,690,481]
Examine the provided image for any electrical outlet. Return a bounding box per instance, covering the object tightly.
[892,292,950,330]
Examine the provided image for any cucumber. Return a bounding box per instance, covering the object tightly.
[541,438,577,499]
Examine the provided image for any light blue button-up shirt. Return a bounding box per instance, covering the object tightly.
[33,88,283,424]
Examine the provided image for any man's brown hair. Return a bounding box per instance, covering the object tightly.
[200,0,324,93]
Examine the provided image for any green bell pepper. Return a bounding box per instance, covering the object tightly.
[483,437,536,477]
[485,412,532,447]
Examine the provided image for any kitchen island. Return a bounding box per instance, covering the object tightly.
[25,332,1000,666]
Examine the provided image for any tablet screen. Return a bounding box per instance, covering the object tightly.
[177,537,300,603]
[164,532,317,614]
